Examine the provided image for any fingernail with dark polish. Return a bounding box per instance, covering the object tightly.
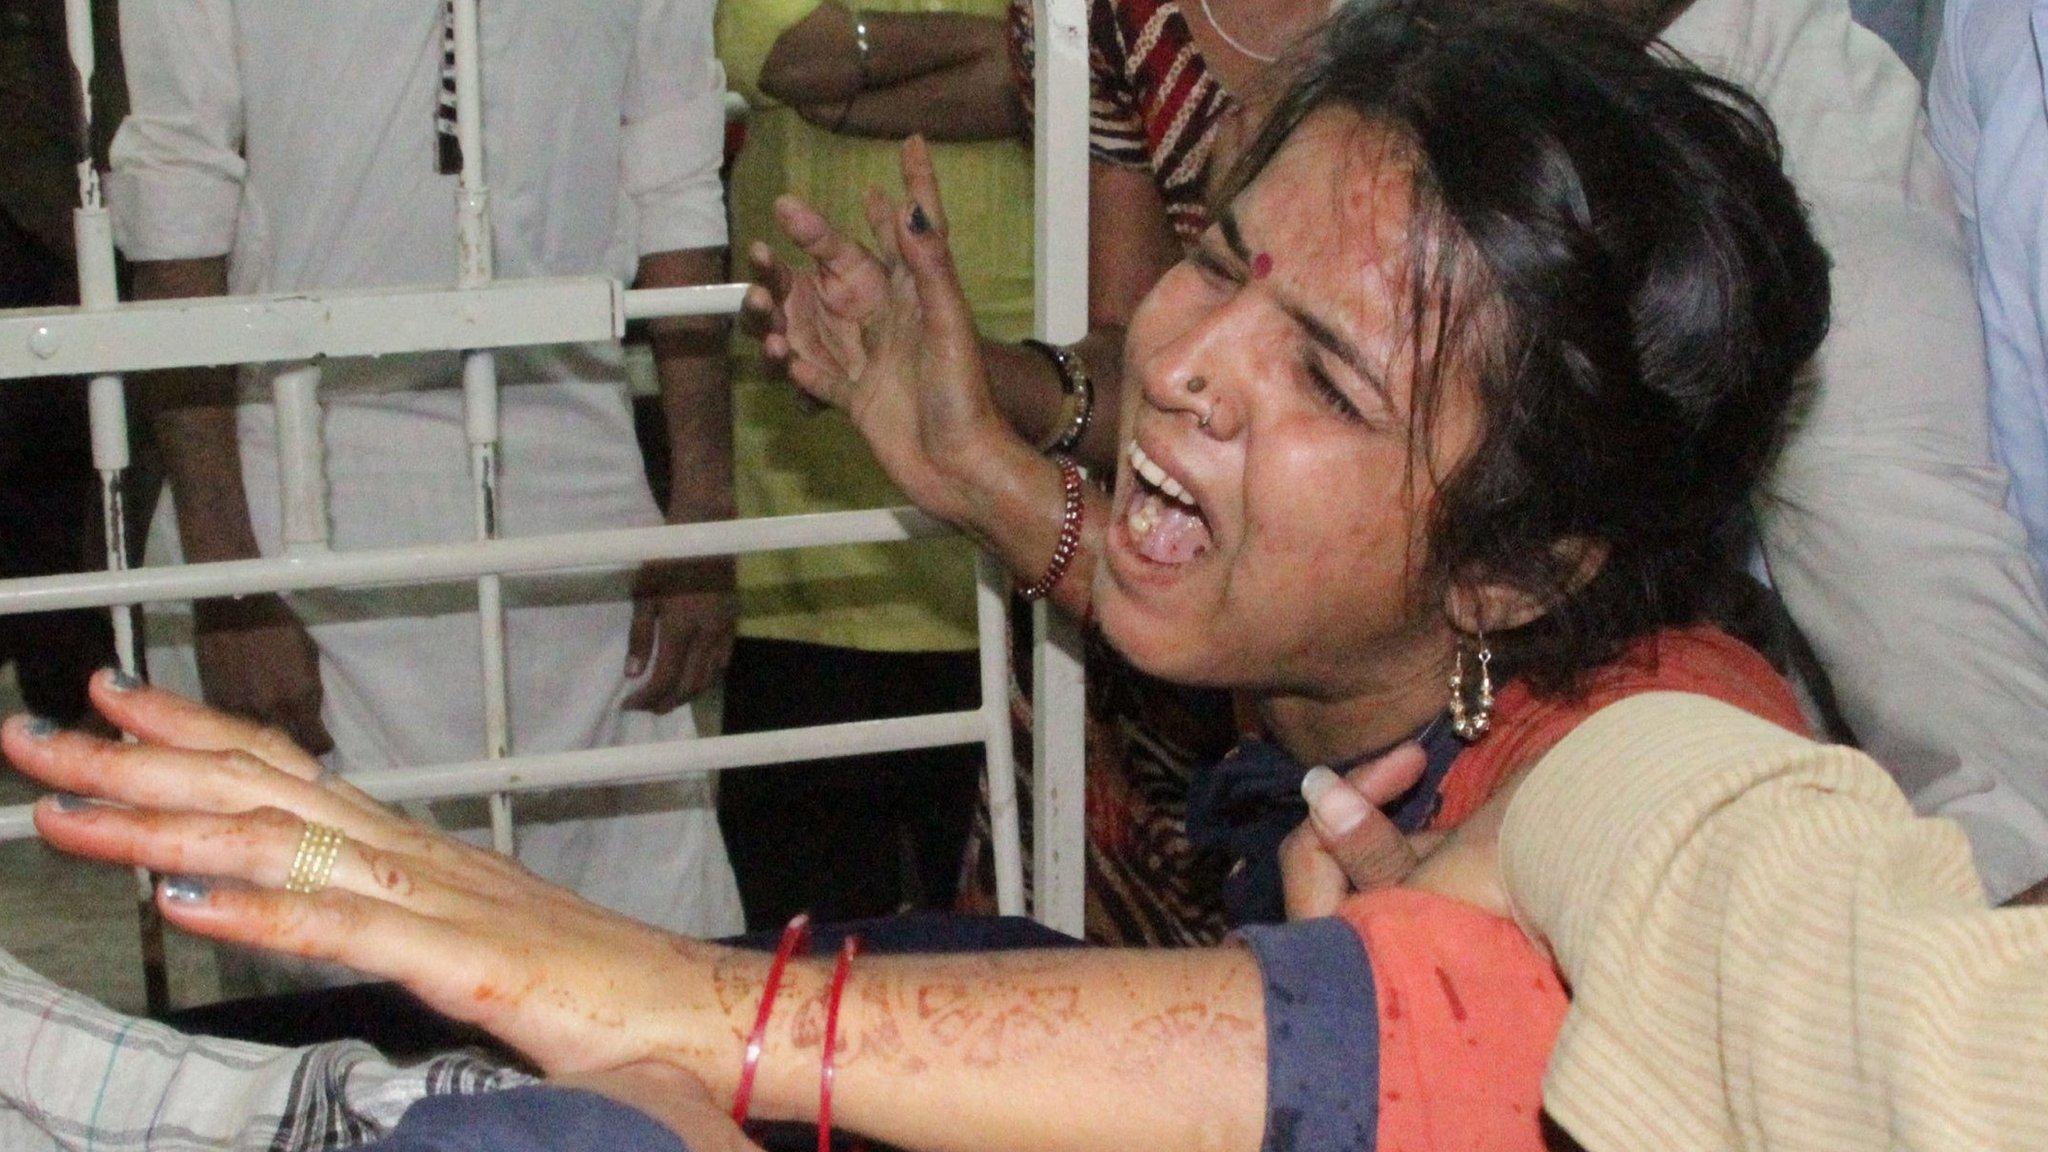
[51,792,103,813]
[160,876,212,904]
[23,715,59,739]
[107,668,142,691]
[908,204,932,235]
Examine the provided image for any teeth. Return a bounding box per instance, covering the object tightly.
[1128,443,1196,506]
[1127,492,1161,539]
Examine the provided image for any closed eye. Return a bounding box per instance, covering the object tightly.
[1188,244,1241,287]
[1303,352,1368,424]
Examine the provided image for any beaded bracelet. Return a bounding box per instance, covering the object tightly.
[731,913,813,1125]
[1018,454,1083,602]
[818,934,864,1152]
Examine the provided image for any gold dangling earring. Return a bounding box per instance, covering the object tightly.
[1448,639,1495,740]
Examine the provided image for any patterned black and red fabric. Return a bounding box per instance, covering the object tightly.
[960,633,1239,946]
[1009,0,1240,241]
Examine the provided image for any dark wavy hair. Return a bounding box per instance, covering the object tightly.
[1216,0,1832,692]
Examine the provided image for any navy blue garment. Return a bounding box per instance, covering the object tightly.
[1238,918,1382,1152]
[1187,718,1465,925]
[366,1086,687,1152]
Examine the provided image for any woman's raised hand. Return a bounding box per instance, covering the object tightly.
[744,136,1017,528]
[10,672,732,1079]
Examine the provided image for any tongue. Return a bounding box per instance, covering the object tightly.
[1136,500,1213,564]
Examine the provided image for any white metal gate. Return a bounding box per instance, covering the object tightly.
[0,0,1094,999]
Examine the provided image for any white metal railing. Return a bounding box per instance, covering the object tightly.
[1,0,1093,992]
[1028,0,1091,940]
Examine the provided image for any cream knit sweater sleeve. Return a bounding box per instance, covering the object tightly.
[1500,692,2048,1152]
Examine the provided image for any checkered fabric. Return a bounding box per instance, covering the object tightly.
[0,948,525,1151]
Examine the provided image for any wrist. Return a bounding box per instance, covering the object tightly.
[1020,340,1096,455]
[1017,454,1084,601]
[943,428,1080,592]
[713,957,835,1125]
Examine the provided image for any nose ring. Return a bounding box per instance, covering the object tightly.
[1186,376,1213,427]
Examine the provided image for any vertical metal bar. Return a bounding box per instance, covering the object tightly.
[451,0,515,855]
[270,365,330,554]
[466,353,515,854]
[453,0,491,290]
[69,0,168,1013]
[1028,0,1091,935]
[976,553,1025,915]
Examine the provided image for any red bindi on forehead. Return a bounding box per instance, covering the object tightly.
[1251,252,1274,279]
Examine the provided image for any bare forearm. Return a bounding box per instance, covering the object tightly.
[132,257,260,562]
[984,327,1128,472]
[700,945,1267,1152]
[800,52,1023,142]
[638,248,734,523]
[761,4,1005,106]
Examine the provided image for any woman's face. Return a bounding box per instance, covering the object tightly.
[1096,110,1480,700]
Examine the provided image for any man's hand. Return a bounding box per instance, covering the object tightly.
[191,593,334,755]
[622,557,736,713]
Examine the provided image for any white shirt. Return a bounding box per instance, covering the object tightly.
[1666,0,2048,901]
[110,0,727,403]
[111,0,725,289]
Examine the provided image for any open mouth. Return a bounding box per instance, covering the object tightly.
[1124,442,1214,565]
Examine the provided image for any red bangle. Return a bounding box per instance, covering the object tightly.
[1018,454,1083,602]
[817,934,863,1152]
[731,913,812,1125]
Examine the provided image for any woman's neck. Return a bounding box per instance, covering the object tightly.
[1255,661,1449,768]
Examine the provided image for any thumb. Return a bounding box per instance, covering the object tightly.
[1301,755,1426,893]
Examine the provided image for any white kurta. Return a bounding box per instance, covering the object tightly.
[111,0,742,964]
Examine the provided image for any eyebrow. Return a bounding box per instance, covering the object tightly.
[1216,207,1394,408]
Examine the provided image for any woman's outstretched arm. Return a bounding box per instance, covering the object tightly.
[9,674,1268,1152]
[711,944,1266,1152]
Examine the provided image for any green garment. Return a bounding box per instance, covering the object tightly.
[720,0,1034,652]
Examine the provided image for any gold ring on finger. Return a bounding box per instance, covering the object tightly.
[284,821,346,895]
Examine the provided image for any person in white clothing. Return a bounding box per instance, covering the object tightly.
[1649,0,2048,904]
[1928,0,2048,600]
[111,0,744,990]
